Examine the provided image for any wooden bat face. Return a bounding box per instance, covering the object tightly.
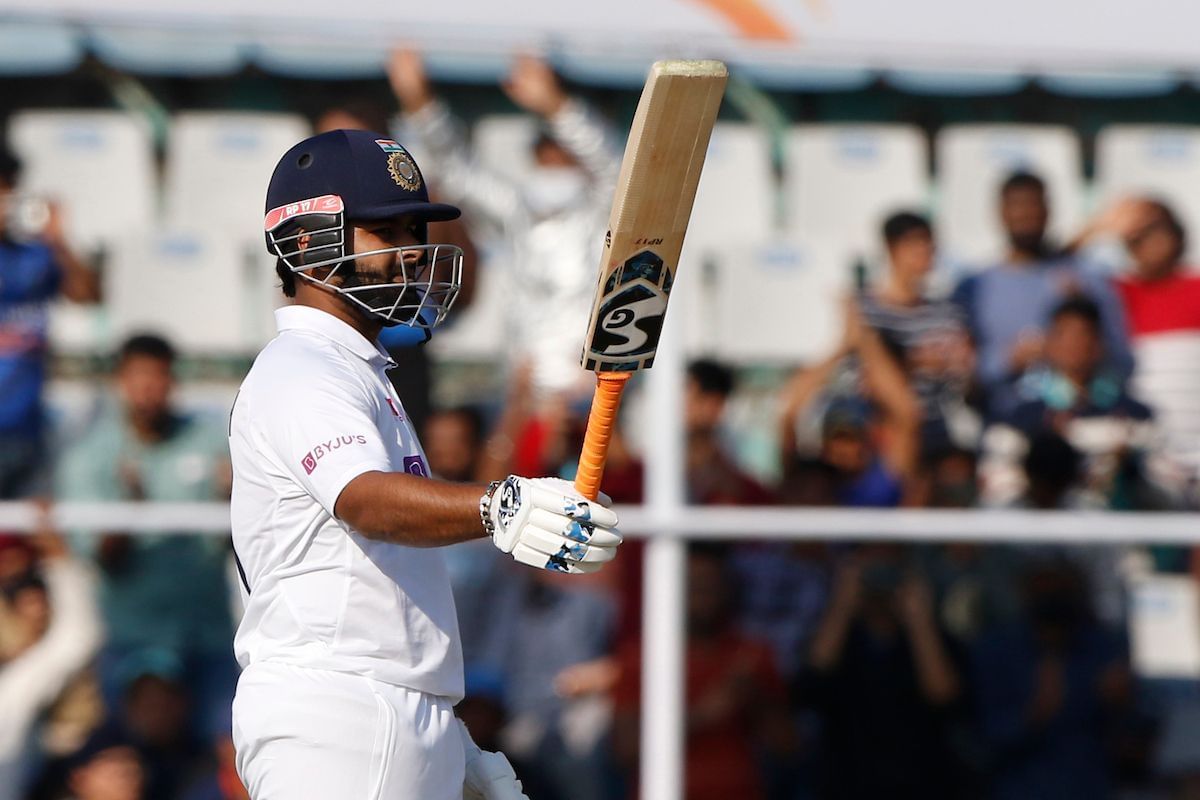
[580,60,727,374]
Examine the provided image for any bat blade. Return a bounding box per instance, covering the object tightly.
[574,59,727,500]
[580,59,728,373]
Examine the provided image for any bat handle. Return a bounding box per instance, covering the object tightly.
[574,372,632,500]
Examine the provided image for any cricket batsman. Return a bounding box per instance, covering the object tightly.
[228,129,622,799]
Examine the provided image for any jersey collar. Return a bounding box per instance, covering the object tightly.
[274,306,395,368]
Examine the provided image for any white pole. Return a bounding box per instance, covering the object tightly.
[640,314,686,800]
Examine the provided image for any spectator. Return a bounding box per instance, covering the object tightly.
[979,298,1159,509]
[181,738,247,800]
[391,49,619,400]
[952,172,1131,416]
[0,143,99,499]
[686,359,773,505]
[860,211,975,455]
[425,406,488,483]
[117,652,205,799]
[473,568,616,800]
[973,559,1133,800]
[0,534,101,800]
[803,545,969,798]
[613,544,793,800]
[1108,198,1200,496]
[779,304,921,506]
[62,724,146,800]
[56,334,236,740]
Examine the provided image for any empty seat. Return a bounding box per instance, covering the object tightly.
[936,124,1085,267]
[702,237,854,365]
[164,112,311,250]
[107,228,270,354]
[683,122,775,264]
[7,110,155,252]
[785,125,929,263]
[8,111,158,355]
[1095,126,1200,260]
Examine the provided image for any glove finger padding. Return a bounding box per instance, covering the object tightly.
[488,476,621,573]
[511,542,606,574]
[513,526,618,564]
[526,508,623,549]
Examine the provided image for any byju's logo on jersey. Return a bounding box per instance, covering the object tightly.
[301,434,369,475]
[402,455,429,478]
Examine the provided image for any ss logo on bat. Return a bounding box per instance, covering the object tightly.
[589,250,674,362]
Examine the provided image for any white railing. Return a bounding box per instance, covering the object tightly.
[2,503,1198,800]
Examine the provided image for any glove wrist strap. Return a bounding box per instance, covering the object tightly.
[479,480,502,538]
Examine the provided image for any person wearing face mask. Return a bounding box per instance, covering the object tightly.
[389,49,619,400]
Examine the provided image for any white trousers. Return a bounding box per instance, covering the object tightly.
[232,662,464,800]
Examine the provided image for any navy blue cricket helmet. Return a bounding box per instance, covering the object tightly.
[264,129,463,329]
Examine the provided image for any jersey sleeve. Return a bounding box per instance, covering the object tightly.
[255,370,392,519]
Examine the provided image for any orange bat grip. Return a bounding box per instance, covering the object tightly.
[574,372,632,500]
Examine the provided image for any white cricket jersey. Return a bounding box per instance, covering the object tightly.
[229,306,464,701]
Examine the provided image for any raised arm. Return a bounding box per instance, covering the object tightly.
[502,55,621,194]
[390,48,522,226]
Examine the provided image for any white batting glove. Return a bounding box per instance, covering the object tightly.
[484,476,621,574]
[457,719,529,800]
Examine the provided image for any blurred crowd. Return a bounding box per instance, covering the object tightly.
[3,53,1200,800]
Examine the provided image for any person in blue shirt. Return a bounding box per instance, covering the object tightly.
[952,171,1132,419]
[0,144,99,499]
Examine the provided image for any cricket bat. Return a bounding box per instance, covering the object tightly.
[574,59,728,500]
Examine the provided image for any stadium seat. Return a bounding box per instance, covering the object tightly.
[684,122,775,258]
[107,228,275,354]
[1095,126,1200,260]
[7,110,156,251]
[7,111,158,355]
[784,125,929,264]
[701,236,855,365]
[936,124,1085,268]
[164,112,311,251]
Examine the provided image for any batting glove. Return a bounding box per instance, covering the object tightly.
[457,719,529,800]
[483,476,621,574]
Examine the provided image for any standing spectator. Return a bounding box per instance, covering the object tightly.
[952,172,1131,416]
[686,359,774,505]
[803,545,969,799]
[978,298,1159,510]
[390,49,619,400]
[0,144,99,499]
[860,211,974,455]
[56,335,235,741]
[613,544,793,800]
[973,559,1133,800]
[779,304,922,506]
[0,534,101,800]
[1108,198,1200,495]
